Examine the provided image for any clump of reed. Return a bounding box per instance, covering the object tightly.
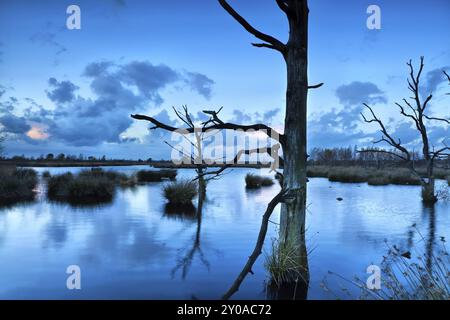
[47,172,115,202]
[0,168,38,205]
[367,176,390,186]
[317,166,423,186]
[245,173,274,189]
[307,165,330,178]
[137,169,177,182]
[78,168,137,187]
[42,171,51,178]
[327,167,368,183]
[264,238,305,287]
[162,179,198,205]
[387,169,421,185]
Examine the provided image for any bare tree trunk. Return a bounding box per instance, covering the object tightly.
[279,0,309,286]
[422,177,437,203]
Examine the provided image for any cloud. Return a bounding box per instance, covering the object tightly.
[308,105,369,148]
[116,61,179,104]
[336,81,387,106]
[46,78,79,103]
[83,61,114,77]
[29,32,67,56]
[0,114,31,135]
[231,110,253,124]
[263,108,280,123]
[422,66,450,94]
[0,85,6,100]
[3,60,214,149]
[184,72,215,99]
[0,91,19,113]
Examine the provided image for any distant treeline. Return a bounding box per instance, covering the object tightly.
[2,147,450,169]
[0,153,152,162]
[0,153,155,167]
[309,146,450,168]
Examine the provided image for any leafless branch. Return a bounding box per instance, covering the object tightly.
[308,82,324,89]
[361,103,411,160]
[275,0,295,18]
[131,109,284,146]
[222,188,293,300]
[218,0,286,55]
[424,115,450,125]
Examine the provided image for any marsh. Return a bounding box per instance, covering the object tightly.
[0,166,448,299]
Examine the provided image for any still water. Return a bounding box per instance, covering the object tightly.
[0,166,449,299]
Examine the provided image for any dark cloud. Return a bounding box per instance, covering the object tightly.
[263,108,280,123]
[3,60,214,148]
[422,66,450,95]
[0,90,19,113]
[83,61,114,77]
[184,72,215,99]
[227,108,281,125]
[231,110,253,124]
[336,81,387,106]
[46,78,79,103]
[308,105,369,148]
[0,114,30,135]
[117,61,179,104]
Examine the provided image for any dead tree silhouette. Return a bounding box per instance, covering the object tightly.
[360,57,450,203]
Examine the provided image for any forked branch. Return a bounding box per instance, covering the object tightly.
[218,0,286,55]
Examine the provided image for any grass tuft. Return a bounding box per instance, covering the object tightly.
[137,169,177,182]
[0,168,38,205]
[327,167,368,183]
[162,179,198,205]
[264,238,304,287]
[245,174,274,188]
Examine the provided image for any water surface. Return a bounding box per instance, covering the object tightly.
[0,166,448,299]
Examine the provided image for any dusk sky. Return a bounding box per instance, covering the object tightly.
[0,0,449,159]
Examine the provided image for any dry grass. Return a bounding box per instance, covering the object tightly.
[307,165,443,186]
[47,172,114,202]
[327,167,368,183]
[323,232,450,300]
[0,168,38,205]
[162,179,198,205]
[264,238,304,287]
[245,174,274,188]
[367,176,390,186]
[137,169,177,182]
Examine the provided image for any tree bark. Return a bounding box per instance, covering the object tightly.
[421,179,437,204]
[279,0,310,286]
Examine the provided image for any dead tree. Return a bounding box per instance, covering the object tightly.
[361,57,450,203]
[132,105,285,296]
[132,0,317,298]
[217,0,320,289]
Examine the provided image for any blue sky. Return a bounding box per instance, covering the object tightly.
[0,0,449,159]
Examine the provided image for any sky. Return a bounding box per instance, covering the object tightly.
[0,0,449,160]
